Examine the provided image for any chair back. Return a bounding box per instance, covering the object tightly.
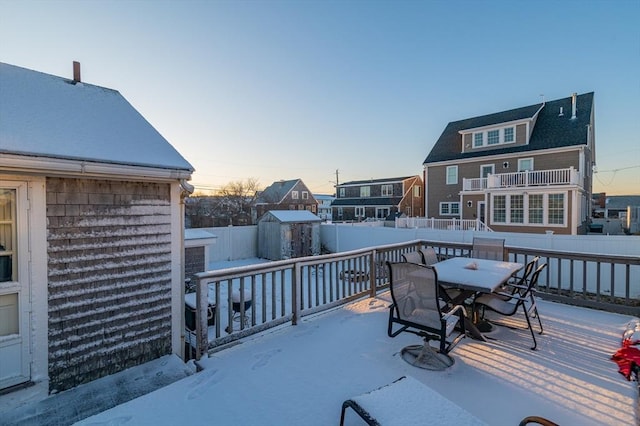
[472,237,505,261]
[419,246,439,266]
[516,262,547,307]
[510,256,540,296]
[401,251,424,265]
[387,262,444,330]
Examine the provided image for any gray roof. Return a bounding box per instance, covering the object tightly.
[261,210,321,223]
[0,62,193,172]
[424,92,594,164]
[338,176,415,186]
[255,179,301,204]
[605,196,640,209]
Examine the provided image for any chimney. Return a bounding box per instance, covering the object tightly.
[571,92,577,119]
[73,61,81,83]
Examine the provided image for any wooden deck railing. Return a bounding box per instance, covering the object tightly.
[190,239,639,360]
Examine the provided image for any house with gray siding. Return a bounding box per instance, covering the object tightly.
[423,92,595,235]
[331,176,424,222]
[0,62,194,405]
[253,179,318,221]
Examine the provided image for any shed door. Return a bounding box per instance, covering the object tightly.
[0,183,31,389]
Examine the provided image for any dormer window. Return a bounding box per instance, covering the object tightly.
[487,130,499,145]
[469,126,516,148]
[504,127,514,143]
[474,133,483,147]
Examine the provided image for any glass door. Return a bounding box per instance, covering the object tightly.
[0,185,30,389]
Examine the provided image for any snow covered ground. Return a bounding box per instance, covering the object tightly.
[73,259,638,426]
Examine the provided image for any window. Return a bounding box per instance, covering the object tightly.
[376,208,389,219]
[510,195,524,223]
[487,130,500,145]
[474,133,483,147]
[491,193,565,226]
[439,202,460,216]
[493,195,506,223]
[337,207,343,217]
[480,164,494,178]
[302,191,308,200]
[504,127,514,143]
[413,186,421,197]
[355,207,365,218]
[518,158,534,172]
[446,166,458,185]
[381,184,393,196]
[529,194,543,224]
[360,186,370,197]
[291,191,299,200]
[0,189,16,283]
[548,194,565,224]
[339,188,345,197]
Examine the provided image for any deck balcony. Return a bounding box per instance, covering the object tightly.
[463,167,581,192]
[77,238,639,424]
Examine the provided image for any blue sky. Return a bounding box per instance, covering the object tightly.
[1,0,638,195]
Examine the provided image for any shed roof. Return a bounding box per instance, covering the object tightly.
[261,210,321,223]
[0,62,193,174]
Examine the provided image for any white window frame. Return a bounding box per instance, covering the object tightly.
[413,185,421,197]
[360,186,370,197]
[291,191,299,200]
[480,164,494,178]
[490,192,566,226]
[355,206,365,218]
[473,133,484,147]
[487,129,500,145]
[339,188,345,197]
[381,184,393,196]
[439,202,460,216]
[302,191,308,200]
[518,158,534,172]
[504,126,515,143]
[376,207,390,219]
[446,166,458,185]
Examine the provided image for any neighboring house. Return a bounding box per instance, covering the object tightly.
[423,92,595,235]
[253,179,318,221]
[257,210,321,260]
[0,62,193,404]
[314,194,335,221]
[331,176,424,222]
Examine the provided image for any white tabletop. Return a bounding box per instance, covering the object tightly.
[434,257,523,293]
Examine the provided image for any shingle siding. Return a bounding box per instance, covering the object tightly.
[46,177,173,392]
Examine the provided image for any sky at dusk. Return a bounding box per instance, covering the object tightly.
[1,0,638,195]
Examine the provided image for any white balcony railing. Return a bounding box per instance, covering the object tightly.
[463,167,580,191]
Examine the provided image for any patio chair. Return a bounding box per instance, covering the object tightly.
[474,263,547,350]
[471,237,505,261]
[419,246,439,266]
[498,256,540,298]
[401,251,423,265]
[387,261,466,369]
[519,416,559,426]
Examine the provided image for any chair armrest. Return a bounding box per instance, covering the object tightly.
[442,304,467,320]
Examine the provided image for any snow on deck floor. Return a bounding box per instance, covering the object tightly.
[75,295,638,426]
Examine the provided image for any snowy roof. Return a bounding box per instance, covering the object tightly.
[263,210,321,223]
[0,63,193,175]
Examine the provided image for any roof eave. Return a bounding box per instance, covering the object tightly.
[0,153,193,181]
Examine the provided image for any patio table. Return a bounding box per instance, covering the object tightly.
[433,257,523,340]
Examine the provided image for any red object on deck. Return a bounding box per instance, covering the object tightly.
[612,320,640,380]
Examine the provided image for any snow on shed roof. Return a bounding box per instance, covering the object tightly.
[0,62,193,173]
[263,210,321,223]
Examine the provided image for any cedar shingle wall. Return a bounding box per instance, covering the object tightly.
[185,246,205,279]
[46,177,173,393]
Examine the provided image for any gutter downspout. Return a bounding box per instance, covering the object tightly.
[179,179,194,359]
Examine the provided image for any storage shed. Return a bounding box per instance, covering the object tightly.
[257,210,321,260]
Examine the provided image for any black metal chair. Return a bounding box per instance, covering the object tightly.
[387,261,466,369]
[471,237,505,261]
[419,246,439,266]
[474,263,547,350]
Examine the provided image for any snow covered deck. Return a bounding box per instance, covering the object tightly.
[77,294,638,425]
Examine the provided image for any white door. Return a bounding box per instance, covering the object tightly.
[0,183,31,389]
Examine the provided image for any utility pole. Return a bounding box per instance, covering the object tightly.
[335,169,339,187]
